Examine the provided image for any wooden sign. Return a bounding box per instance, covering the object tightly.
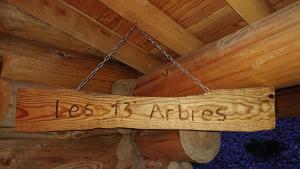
[16,88,275,132]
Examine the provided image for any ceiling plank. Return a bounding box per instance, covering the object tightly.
[226,0,273,24]
[187,6,245,43]
[6,0,163,73]
[133,2,300,97]
[99,0,204,56]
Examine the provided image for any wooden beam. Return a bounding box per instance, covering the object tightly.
[0,35,137,93]
[16,87,274,132]
[98,0,204,56]
[133,2,300,97]
[226,0,273,24]
[0,0,105,58]
[7,0,163,73]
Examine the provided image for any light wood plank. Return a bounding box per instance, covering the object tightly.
[226,0,273,24]
[187,6,245,42]
[99,0,204,56]
[7,0,163,73]
[16,87,275,132]
[133,2,300,97]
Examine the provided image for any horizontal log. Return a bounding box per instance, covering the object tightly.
[7,0,164,73]
[16,87,275,132]
[0,35,138,93]
[133,2,300,97]
[0,135,121,169]
[134,130,220,163]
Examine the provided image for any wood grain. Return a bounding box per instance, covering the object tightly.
[149,0,228,29]
[0,135,121,169]
[111,79,220,164]
[187,6,246,43]
[99,0,204,56]
[16,87,275,132]
[0,0,105,57]
[0,35,137,93]
[226,0,273,24]
[133,2,300,97]
[7,0,163,73]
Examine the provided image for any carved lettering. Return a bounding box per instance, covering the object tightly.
[166,108,174,120]
[69,104,80,118]
[54,100,227,122]
[201,110,213,121]
[123,102,132,118]
[192,110,200,121]
[112,102,119,117]
[55,99,59,118]
[216,107,227,121]
[150,104,164,119]
[179,105,189,120]
[85,104,93,116]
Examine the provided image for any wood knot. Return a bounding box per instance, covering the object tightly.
[268,94,275,99]
[0,157,12,166]
[16,107,29,119]
[217,25,255,48]
[55,50,66,58]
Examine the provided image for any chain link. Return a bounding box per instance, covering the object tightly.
[77,25,209,93]
[76,26,136,91]
[136,28,210,93]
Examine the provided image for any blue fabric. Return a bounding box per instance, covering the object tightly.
[193,118,300,169]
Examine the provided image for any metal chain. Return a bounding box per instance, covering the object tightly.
[76,26,136,91]
[77,25,209,93]
[136,28,210,93]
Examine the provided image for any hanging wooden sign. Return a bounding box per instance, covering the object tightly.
[16,87,275,132]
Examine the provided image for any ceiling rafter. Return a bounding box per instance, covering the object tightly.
[99,0,204,56]
[7,0,163,73]
[226,0,273,24]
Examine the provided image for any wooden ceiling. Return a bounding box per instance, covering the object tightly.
[0,0,297,73]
